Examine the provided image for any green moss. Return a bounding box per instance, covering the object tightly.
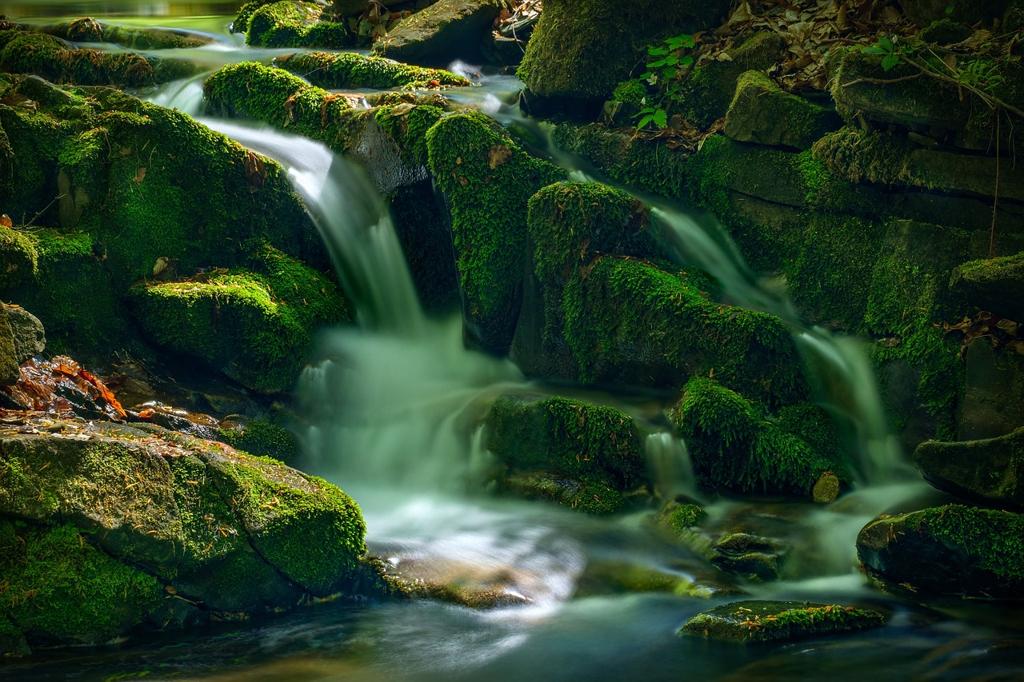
[484,394,644,488]
[576,559,707,597]
[277,51,469,90]
[670,377,845,496]
[920,505,1024,579]
[219,417,300,463]
[501,471,626,515]
[681,600,887,643]
[655,500,707,539]
[246,1,349,48]
[950,251,1024,321]
[562,256,804,404]
[611,79,648,106]
[206,452,367,594]
[375,104,445,167]
[233,0,275,33]
[426,112,564,353]
[0,225,38,289]
[0,522,165,645]
[724,70,840,149]
[41,17,212,49]
[129,246,349,393]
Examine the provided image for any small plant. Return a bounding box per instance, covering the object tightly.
[633,33,696,131]
[862,35,906,72]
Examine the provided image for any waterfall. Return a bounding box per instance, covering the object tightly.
[644,432,699,501]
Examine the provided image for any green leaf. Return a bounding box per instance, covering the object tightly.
[862,46,886,55]
[652,109,668,128]
[881,53,900,71]
[648,46,669,56]
[680,55,694,68]
[879,35,894,52]
[648,58,668,68]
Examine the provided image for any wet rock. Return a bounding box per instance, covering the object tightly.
[484,393,644,489]
[130,401,220,441]
[129,245,351,394]
[949,252,1024,323]
[919,18,972,45]
[576,559,711,598]
[517,0,731,110]
[679,600,888,643]
[857,504,1024,599]
[669,378,848,498]
[373,0,502,66]
[373,551,532,609]
[915,428,1024,509]
[500,471,625,515]
[0,355,127,420]
[246,0,350,48]
[275,51,469,89]
[425,112,563,354]
[724,71,840,150]
[0,415,370,641]
[2,304,45,362]
[710,533,786,582]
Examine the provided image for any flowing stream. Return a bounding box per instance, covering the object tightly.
[1,6,1020,681]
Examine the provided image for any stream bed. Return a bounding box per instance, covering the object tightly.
[1,4,1022,681]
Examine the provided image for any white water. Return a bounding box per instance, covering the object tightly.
[644,432,699,501]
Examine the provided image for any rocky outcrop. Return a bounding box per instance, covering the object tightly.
[857,504,1024,599]
[2,304,45,363]
[680,600,887,643]
[724,71,840,150]
[372,0,502,66]
[275,50,469,89]
[0,417,375,652]
[243,0,350,48]
[949,253,1024,323]
[915,428,1024,509]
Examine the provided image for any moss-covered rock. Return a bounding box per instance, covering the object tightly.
[0,29,197,86]
[276,50,470,90]
[914,428,1024,509]
[484,393,644,489]
[669,377,848,497]
[2,303,45,363]
[680,600,887,643]
[373,0,502,66]
[219,417,301,463]
[0,418,371,642]
[710,532,786,582]
[517,0,731,107]
[957,339,1024,442]
[425,112,563,353]
[39,17,213,49]
[499,471,626,515]
[0,521,166,647]
[0,304,21,385]
[130,245,350,394]
[576,559,709,598]
[724,71,840,150]
[246,0,350,48]
[857,504,1024,599]
[0,225,37,290]
[949,252,1024,322]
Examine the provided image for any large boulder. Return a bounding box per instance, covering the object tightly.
[2,303,45,362]
[857,504,1024,599]
[425,112,563,354]
[245,0,350,47]
[949,252,1024,323]
[372,0,502,66]
[915,428,1024,509]
[680,600,887,643]
[0,418,373,650]
[0,304,20,385]
[517,0,731,108]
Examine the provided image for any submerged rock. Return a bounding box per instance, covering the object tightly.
[724,71,840,150]
[499,471,625,515]
[915,428,1024,509]
[0,416,373,651]
[576,560,712,598]
[372,0,502,66]
[710,533,787,583]
[857,504,1024,600]
[680,600,887,643]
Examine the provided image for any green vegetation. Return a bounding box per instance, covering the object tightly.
[246,1,349,48]
[681,600,887,643]
[277,51,469,90]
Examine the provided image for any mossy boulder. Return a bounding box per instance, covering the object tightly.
[275,50,469,90]
[724,71,840,150]
[499,471,626,515]
[372,0,502,66]
[484,393,645,489]
[0,225,37,289]
[0,418,371,649]
[914,428,1024,509]
[219,417,301,463]
[517,0,731,107]
[2,304,45,362]
[130,246,350,394]
[576,559,709,598]
[680,600,887,643]
[669,377,847,498]
[857,504,1024,599]
[39,17,213,49]
[0,29,197,86]
[246,0,350,48]
[949,252,1024,322]
[425,112,563,353]
[957,339,1024,442]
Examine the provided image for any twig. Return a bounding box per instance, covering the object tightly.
[22,193,67,228]
[840,72,923,88]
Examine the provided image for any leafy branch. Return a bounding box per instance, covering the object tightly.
[633,33,696,131]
